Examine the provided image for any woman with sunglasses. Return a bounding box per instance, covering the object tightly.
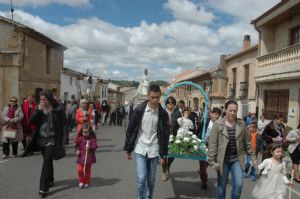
[161,96,177,181]
[1,96,24,159]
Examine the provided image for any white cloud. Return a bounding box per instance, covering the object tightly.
[0,0,281,81]
[0,0,91,7]
[164,0,215,25]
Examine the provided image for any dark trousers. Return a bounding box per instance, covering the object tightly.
[117,114,123,126]
[2,139,18,156]
[40,146,55,192]
[198,160,208,183]
[109,112,116,125]
[162,157,175,172]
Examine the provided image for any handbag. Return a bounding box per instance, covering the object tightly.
[53,145,66,160]
[3,128,17,139]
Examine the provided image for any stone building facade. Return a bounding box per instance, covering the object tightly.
[225,36,258,119]
[0,16,66,107]
[252,0,300,128]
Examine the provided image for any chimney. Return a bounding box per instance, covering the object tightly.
[243,35,251,50]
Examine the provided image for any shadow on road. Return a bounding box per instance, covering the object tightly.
[167,171,217,199]
[47,177,121,196]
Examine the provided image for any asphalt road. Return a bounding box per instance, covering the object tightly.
[0,124,300,199]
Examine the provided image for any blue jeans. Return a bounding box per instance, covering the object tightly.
[134,153,159,199]
[217,161,243,199]
[244,155,255,177]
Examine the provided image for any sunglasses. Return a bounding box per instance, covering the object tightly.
[166,101,175,104]
[10,99,17,103]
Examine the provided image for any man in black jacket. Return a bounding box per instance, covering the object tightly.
[124,84,169,199]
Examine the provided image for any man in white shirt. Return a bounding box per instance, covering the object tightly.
[124,85,169,199]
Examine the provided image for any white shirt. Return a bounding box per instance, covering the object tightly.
[134,104,159,158]
[205,120,214,142]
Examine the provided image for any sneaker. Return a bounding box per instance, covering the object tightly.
[11,155,17,158]
[84,184,90,188]
[38,191,47,198]
[161,173,168,181]
[1,155,8,159]
[79,183,84,189]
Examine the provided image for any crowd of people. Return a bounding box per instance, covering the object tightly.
[0,86,299,199]
[0,90,126,198]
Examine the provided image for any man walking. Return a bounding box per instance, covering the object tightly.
[124,84,169,199]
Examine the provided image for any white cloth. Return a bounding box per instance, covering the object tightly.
[177,117,194,136]
[258,119,269,134]
[253,159,288,199]
[286,129,300,154]
[134,104,159,158]
[205,120,214,142]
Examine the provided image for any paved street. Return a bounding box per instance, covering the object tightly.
[1,125,300,199]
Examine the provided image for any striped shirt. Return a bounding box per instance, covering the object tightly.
[224,125,238,163]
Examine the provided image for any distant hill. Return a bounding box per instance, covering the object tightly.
[108,80,168,87]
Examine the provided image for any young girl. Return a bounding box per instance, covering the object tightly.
[76,122,98,189]
[177,107,194,136]
[252,144,291,199]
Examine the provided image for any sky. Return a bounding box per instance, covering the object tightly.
[0,0,279,82]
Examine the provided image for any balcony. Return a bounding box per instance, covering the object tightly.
[239,82,248,99]
[256,43,300,82]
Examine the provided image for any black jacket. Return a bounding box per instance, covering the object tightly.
[171,108,181,136]
[23,105,69,156]
[123,101,169,157]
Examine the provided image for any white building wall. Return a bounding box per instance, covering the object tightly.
[60,73,78,101]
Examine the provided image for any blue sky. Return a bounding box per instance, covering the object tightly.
[0,0,279,81]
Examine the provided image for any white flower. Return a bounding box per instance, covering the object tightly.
[169,135,174,139]
[188,131,193,135]
[192,135,197,139]
[183,137,190,142]
[192,140,197,144]
[198,139,202,143]
[175,140,181,144]
[194,145,198,150]
[176,134,183,139]
[169,138,173,142]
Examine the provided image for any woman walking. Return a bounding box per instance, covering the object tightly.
[24,90,68,198]
[208,100,257,199]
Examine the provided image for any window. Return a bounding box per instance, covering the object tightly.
[291,26,300,45]
[244,64,249,82]
[70,77,72,85]
[46,46,51,74]
[232,68,236,90]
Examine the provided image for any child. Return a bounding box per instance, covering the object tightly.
[177,107,194,136]
[76,122,98,189]
[252,144,291,199]
[244,122,258,180]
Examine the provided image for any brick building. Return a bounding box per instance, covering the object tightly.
[0,16,66,107]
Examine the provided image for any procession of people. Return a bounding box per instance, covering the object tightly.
[0,85,299,199]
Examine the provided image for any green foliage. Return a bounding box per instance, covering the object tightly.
[150,80,168,86]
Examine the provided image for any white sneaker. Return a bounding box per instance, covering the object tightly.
[84,184,90,188]
[161,173,168,181]
[79,183,84,189]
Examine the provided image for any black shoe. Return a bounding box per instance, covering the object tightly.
[201,183,207,190]
[39,191,47,198]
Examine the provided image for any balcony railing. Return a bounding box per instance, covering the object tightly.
[257,43,300,68]
[239,82,248,99]
[262,109,287,123]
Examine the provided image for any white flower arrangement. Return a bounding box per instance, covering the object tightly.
[168,128,201,155]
